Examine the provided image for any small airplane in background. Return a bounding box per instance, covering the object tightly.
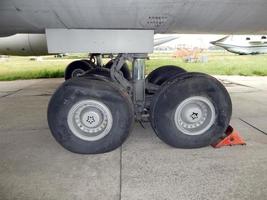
[211,35,267,55]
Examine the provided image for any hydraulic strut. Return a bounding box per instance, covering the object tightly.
[110,53,148,119]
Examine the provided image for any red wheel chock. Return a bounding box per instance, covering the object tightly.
[211,125,246,148]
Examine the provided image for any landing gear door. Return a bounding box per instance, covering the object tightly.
[45,29,154,54]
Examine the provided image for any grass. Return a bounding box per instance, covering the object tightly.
[0,57,71,81]
[146,51,267,76]
[1,51,267,81]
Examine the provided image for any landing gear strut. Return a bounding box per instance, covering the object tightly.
[48,53,232,154]
[108,54,147,119]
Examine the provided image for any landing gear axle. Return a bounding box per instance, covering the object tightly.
[48,53,232,154]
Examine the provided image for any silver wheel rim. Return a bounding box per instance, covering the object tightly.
[71,68,85,77]
[67,100,113,141]
[174,96,216,136]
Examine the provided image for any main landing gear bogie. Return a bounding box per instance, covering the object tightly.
[48,53,232,154]
[64,54,131,81]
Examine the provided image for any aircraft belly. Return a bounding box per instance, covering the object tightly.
[1,0,267,34]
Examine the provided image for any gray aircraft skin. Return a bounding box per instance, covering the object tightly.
[211,35,267,55]
[1,0,267,36]
[0,34,178,56]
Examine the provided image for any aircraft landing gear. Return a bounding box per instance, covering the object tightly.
[64,54,103,80]
[64,54,131,80]
[146,65,186,86]
[48,53,232,154]
[149,72,232,148]
[47,77,134,154]
[64,59,94,80]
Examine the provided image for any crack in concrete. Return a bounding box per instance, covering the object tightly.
[0,89,22,99]
[0,80,45,100]
[219,79,256,88]
[0,127,49,133]
[239,118,267,136]
[229,90,262,94]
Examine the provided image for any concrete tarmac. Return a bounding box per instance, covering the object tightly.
[0,76,266,200]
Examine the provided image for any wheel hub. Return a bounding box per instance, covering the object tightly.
[182,106,203,123]
[68,100,113,141]
[174,96,215,135]
[81,109,102,128]
[71,68,85,77]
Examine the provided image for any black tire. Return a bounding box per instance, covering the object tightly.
[84,68,111,79]
[105,60,131,80]
[150,72,232,149]
[48,77,134,154]
[146,65,186,85]
[65,60,95,80]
